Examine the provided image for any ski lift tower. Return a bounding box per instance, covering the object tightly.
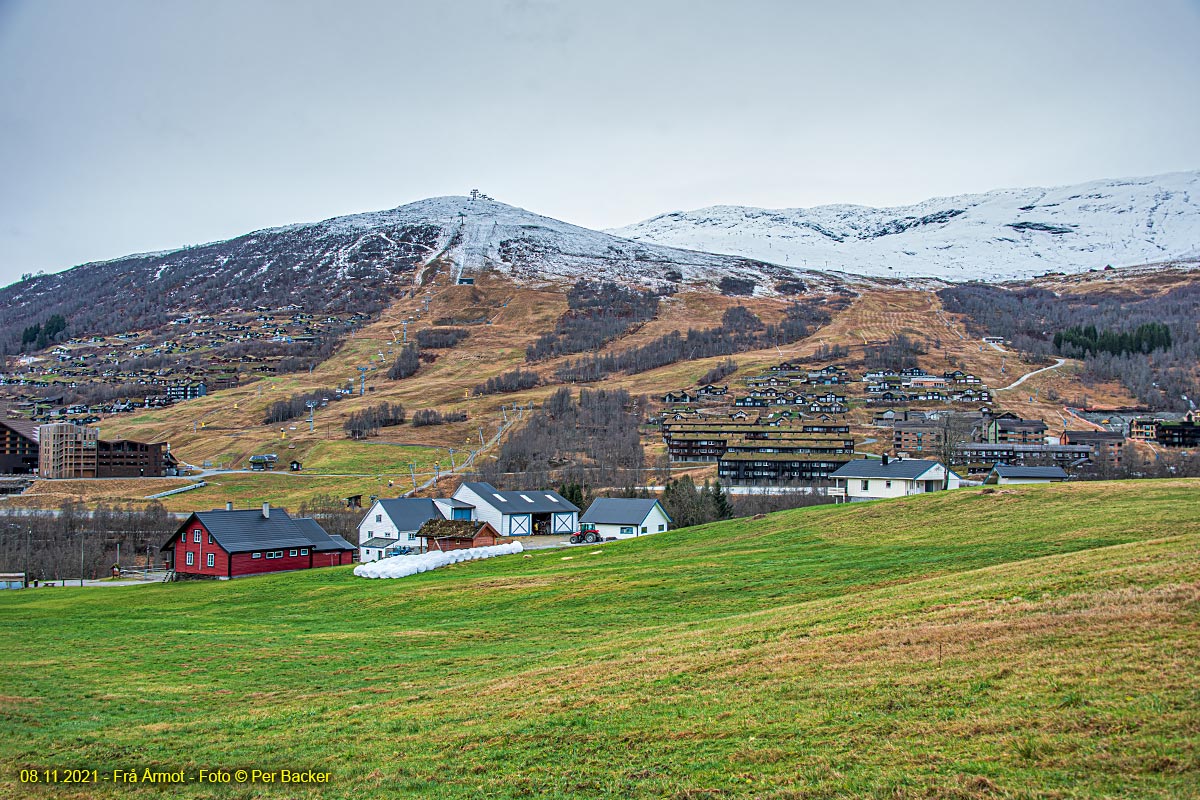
[357,366,369,396]
[469,189,479,202]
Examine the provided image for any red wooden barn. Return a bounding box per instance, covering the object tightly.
[417,519,502,552]
[163,503,356,579]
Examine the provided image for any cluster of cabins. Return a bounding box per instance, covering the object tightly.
[661,412,856,487]
[664,364,993,416]
[887,408,1145,471]
[0,305,371,420]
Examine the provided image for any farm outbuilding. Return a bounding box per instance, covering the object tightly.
[162,503,356,579]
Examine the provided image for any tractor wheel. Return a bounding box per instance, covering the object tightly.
[584,532,599,543]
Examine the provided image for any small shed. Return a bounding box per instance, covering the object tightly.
[290,460,302,471]
[0,572,27,590]
[418,519,501,552]
[984,464,1068,485]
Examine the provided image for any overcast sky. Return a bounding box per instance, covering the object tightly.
[2,0,1199,286]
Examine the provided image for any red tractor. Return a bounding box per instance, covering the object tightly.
[569,525,603,544]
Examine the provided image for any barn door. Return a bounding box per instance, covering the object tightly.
[509,515,531,536]
[552,513,575,534]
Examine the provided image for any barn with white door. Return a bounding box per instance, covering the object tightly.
[452,481,579,536]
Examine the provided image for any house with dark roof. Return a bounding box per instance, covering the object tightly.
[453,482,579,537]
[357,498,453,561]
[984,464,1068,485]
[580,498,672,539]
[828,456,961,502]
[162,503,356,578]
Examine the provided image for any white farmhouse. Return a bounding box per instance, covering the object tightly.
[828,456,961,502]
[452,482,579,537]
[357,498,445,562]
[579,498,672,539]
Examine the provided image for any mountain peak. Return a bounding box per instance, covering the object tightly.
[609,171,1200,281]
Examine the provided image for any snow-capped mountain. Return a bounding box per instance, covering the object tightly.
[0,196,828,346]
[609,172,1200,281]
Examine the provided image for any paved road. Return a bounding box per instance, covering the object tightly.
[996,358,1067,391]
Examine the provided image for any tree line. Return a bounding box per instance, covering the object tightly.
[0,501,175,581]
[263,389,342,424]
[470,387,644,489]
[411,409,468,427]
[344,401,406,439]
[388,344,422,380]
[555,303,832,383]
[416,328,470,348]
[526,281,660,362]
[1053,322,1171,358]
[939,283,1198,409]
[473,367,540,396]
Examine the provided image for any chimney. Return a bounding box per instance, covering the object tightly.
[882,453,889,466]
[225,501,233,511]
[262,502,270,519]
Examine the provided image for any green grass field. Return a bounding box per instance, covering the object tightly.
[1,479,1197,799]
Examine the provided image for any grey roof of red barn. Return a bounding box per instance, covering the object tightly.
[162,508,351,554]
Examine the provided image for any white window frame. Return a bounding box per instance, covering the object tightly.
[193,530,201,543]
[185,551,194,566]
[300,548,308,556]
[252,552,261,559]
[289,549,298,557]
[206,553,215,568]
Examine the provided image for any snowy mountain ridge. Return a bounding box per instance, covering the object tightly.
[608,171,1200,281]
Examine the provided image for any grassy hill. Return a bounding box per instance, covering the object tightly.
[1,480,1197,798]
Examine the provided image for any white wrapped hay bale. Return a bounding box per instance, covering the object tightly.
[353,541,525,579]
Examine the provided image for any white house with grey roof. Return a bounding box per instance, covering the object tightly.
[452,481,579,537]
[580,498,671,539]
[357,498,449,561]
[828,456,961,502]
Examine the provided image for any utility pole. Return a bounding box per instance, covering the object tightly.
[79,530,85,587]
[409,463,417,489]
[448,448,456,470]
[478,427,485,448]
